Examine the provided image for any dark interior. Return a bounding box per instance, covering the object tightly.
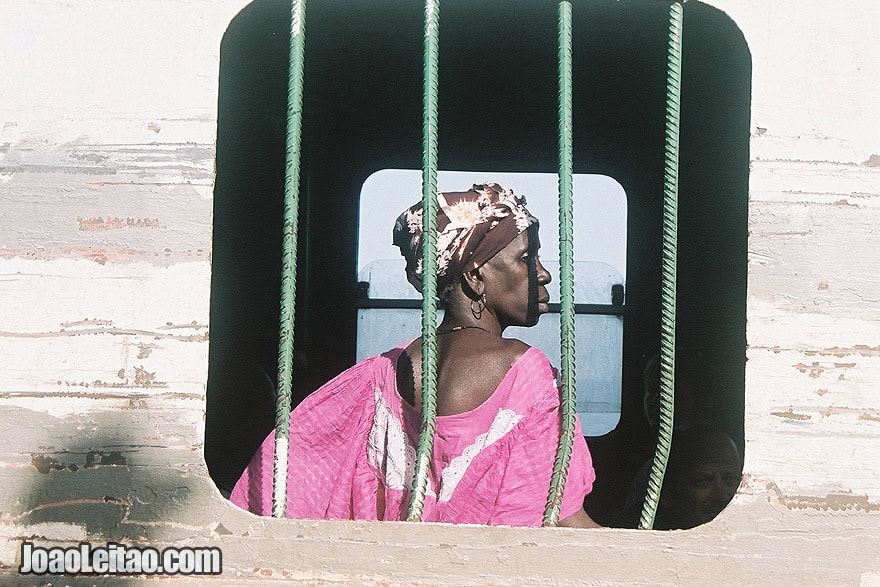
[206,0,751,526]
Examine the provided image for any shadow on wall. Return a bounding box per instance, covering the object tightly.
[0,399,221,559]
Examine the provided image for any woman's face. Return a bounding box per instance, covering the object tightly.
[479,225,552,329]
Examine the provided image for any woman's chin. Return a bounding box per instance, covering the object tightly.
[521,312,544,328]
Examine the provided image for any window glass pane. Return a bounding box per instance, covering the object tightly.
[358,170,626,278]
[357,170,626,436]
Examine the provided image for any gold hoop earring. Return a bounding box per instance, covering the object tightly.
[471,293,486,320]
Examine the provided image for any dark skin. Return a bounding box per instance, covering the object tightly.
[656,430,742,530]
[398,227,600,529]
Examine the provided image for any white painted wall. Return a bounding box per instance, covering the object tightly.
[0,1,878,584]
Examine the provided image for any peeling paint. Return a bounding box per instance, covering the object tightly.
[780,493,880,513]
[132,366,164,388]
[0,326,207,342]
[0,246,211,264]
[770,409,811,421]
[816,406,880,419]
[32,454,79,474]
[17,498,130,516]
[31,450,127,474]
[61,247,138,264]
[159,321,209,331]
[77,216,164,231]
[793,361,857,377]
[59,375,168,390]
[0,391,202,401]
[124,398,148,410]
[59,319,114,328]
[814,407,836,420]
[85,451,127,467]
[803,345,880,358]
[793,362,825,378]
[136,343,158,359]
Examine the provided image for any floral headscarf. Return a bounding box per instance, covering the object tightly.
[392,183,538,293]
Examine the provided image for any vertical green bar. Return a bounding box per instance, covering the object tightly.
[639,0,683,530]
[407,0,440,522]
[543,0,576,527]
[272,0,308,519]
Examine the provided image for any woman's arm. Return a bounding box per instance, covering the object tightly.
[557,508,602,528]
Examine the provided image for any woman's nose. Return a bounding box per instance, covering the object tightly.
[536,258,551,285]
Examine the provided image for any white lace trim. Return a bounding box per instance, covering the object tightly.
[368,388,523,503]
[438,408,524,502]
[368,387,437,499]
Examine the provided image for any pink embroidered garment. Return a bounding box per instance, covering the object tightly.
[229,344,595,526]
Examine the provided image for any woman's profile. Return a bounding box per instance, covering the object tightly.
[230,183,598,527]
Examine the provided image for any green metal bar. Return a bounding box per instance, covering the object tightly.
[272,0,307,519]
[639,0,683,530]
[543,0,576,527]
[407,0,440,522]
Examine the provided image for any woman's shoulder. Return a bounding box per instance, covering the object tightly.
[482,334,526,366]
[481,341,557,409]
[502,339,554,373]
[305,347,403,403]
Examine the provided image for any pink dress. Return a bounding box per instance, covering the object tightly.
[229,344,595,526]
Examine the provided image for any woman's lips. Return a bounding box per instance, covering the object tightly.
[537,292,550,312]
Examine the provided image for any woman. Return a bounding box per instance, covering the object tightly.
[230,183,598,527]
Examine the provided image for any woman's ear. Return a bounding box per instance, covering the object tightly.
[460,268,483,299]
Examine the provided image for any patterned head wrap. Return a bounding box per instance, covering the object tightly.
[392,182,538,293]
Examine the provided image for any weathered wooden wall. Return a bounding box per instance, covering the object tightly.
[0,0,878,585]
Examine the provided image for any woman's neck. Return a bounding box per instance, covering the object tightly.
[437,315,502,337]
